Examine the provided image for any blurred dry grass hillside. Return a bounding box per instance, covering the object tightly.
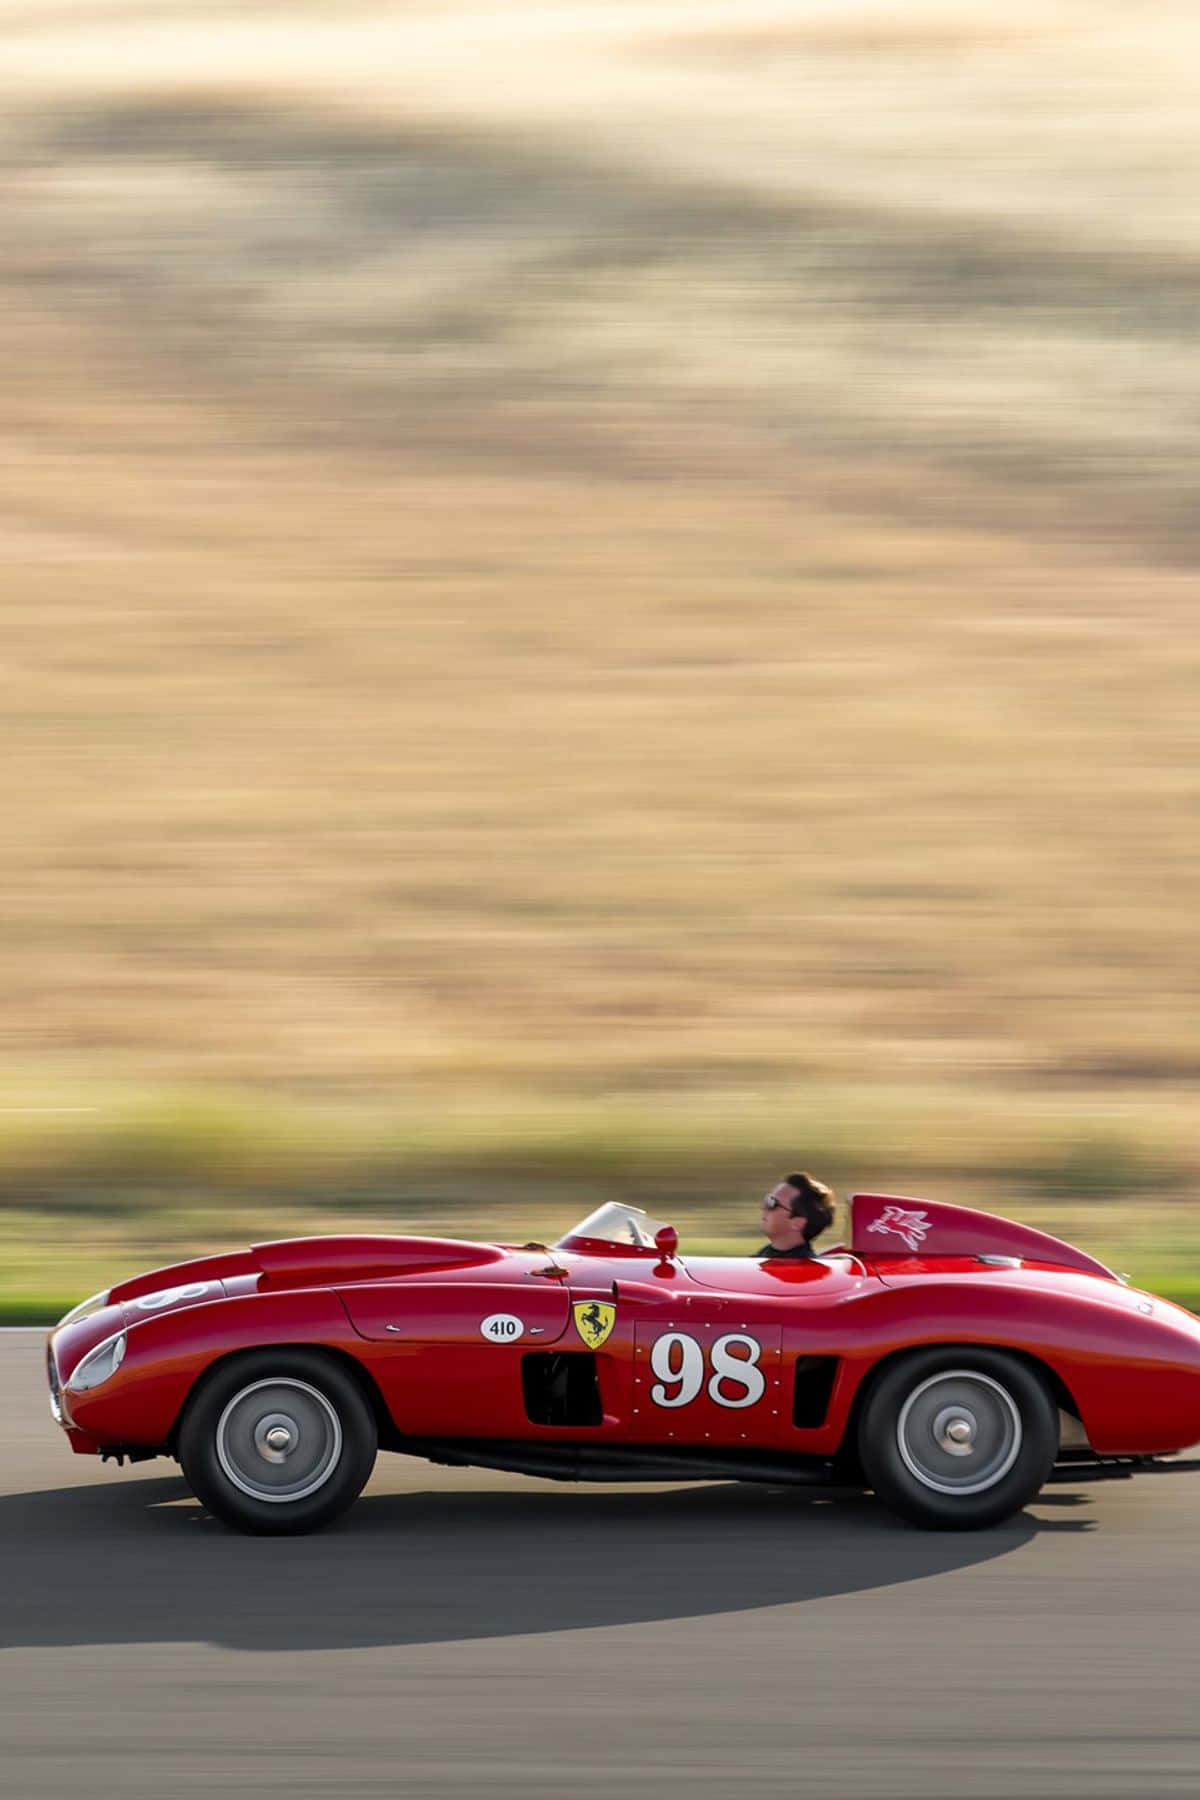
[1,1,1198,1299]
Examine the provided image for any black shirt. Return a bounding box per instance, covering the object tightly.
[755,1242,814,1260]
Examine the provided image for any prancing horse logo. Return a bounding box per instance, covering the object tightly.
[866,1205,931,1253]
[573,1300,616,1350]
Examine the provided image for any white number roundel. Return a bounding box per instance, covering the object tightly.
[648,1331,765,1410]
[480,1313,525,1342]
[134,1281,213,1311]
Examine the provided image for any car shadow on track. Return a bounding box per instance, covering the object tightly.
[0,1469,1095,1654]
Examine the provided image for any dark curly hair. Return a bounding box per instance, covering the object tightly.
[783,1171,836,1243]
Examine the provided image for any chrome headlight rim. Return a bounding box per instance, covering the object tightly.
[47,1345,63,1423]
[66,1328,128,1394]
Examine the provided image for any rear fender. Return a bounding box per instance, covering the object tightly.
[823,1281,1200,1458]
[839,1341,1084,1464]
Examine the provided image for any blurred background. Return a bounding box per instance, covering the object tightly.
[3,0,1198,1316]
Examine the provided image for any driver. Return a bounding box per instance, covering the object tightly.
[757,1172,835,1260]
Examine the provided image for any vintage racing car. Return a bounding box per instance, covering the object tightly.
[46,1192,1200,1533]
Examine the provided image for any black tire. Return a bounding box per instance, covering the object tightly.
[177,1348,378,1535]
[857,1347,1057,1530]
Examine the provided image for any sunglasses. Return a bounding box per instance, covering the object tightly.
[763,1192,796,1214]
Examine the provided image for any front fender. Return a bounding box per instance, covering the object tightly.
[62,1289,361,1448]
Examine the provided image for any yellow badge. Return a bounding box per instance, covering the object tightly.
[572,1300,616,1350]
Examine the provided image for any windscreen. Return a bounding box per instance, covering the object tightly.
[554,1202,669,1250]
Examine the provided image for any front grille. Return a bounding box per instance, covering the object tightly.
[47,1344,63,1423]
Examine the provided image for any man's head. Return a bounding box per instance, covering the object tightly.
[761,1171,836,1253]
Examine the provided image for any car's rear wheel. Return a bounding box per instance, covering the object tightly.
[858,1348,1057,1529]
[178,1349,377,1534]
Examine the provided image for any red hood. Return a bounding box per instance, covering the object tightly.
[105,1234,506,1310]
[108,1249,259,1312]
[252,1235,505,1288]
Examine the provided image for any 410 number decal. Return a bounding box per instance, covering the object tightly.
[648,1331,766,1410]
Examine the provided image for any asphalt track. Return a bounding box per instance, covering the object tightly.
[3,1334,1200,1799]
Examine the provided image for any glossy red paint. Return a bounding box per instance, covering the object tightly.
[44,1198,1200,1489]
[255,1235,507,1289]
[852,1193,1117,1278]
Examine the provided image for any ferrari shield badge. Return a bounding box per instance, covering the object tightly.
[573,1300,616,1350]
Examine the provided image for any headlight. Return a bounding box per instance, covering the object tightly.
[66,1330,127,1392]
[57,1290,112,1328]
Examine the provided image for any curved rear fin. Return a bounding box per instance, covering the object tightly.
[850,1193,1117,1280]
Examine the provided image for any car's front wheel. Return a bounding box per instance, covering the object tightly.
[858,1348,1058,1529]
[178,1349,378,1534]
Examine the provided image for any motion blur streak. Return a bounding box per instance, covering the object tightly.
[3,6,1200,1798]
[1,3,1197,1284]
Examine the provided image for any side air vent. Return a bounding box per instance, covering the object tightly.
[522,1353,603,1427]
[793,1356,839,1429]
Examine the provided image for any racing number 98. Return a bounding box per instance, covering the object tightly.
[649,1331,765,1410]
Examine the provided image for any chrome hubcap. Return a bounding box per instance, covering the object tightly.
[933,1407,978,1456]
[256,1415,299,1462]
[897,1371,1022,1496]
[216,1378,342,1504]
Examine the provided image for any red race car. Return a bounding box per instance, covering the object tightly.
[46,1193,1200,1534]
